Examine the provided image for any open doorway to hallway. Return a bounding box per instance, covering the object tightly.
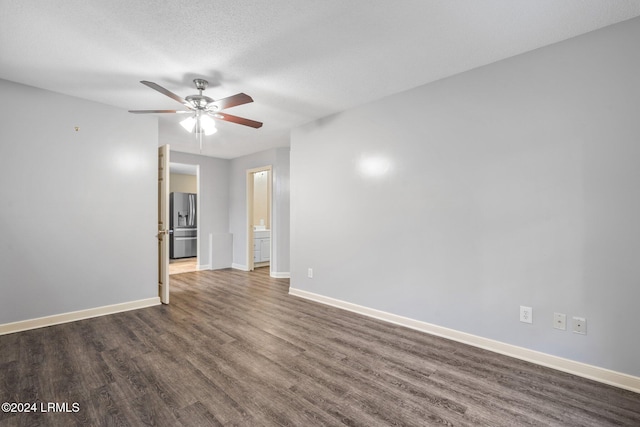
[169,162,199,275]
[247,165,272,273]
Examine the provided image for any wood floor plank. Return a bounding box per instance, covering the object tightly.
[1,267,639,426]
[85,385,132,427]
[176,401,225,427]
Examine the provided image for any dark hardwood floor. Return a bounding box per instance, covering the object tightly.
[1,268,639,426]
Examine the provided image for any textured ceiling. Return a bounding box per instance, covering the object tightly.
[2,1,639,159]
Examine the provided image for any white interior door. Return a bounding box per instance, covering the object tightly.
[158,144,170,304]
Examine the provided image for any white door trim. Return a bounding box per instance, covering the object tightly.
[158,145,170,304]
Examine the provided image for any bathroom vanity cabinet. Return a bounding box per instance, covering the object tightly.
[253,230,271,263]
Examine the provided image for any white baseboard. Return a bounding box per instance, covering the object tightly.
[270,272,290,279]
[232,263,249,271]
[196,264,211,271]
[231,264,288,278]
[289,287,640,394]
[0,297,161,336]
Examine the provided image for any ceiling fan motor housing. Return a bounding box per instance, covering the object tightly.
[189,79,218,110]
[186,94,215,110]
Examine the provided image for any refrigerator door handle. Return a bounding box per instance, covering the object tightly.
[189,194,194,227]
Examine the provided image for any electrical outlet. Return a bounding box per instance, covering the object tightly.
[572,317,587,335]
[553,312,566,330]
[520,306,533,324]
[307,268,313,278]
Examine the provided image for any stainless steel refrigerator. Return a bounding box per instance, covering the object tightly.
[170,192,197,259]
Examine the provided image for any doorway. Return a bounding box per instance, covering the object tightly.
[247,166,272,272]
[168,162,199,275]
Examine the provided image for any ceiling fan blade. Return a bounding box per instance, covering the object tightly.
[214,112,263,129]
[140,81,190,107]
[210,93,253,111]
[128,109,192,114]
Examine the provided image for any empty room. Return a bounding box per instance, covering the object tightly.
[1,1,639,426]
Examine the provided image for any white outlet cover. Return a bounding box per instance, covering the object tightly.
[520,306,533,324]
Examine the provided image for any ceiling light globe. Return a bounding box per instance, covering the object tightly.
[180,116,197,132]
[199,115,217,135]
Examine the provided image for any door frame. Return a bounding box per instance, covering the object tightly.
[246,165,273,272]
[158,144,170,304]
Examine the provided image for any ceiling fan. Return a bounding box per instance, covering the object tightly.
[129,79,262,147]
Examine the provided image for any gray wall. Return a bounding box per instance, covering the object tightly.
[229,147,290,275]
[290,18,640,376]
[0,79,158,324]
[274,148,291,274]
[169,152,232,270]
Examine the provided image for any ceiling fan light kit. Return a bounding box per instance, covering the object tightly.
[180,113,217,135]
[129,78,262,150]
